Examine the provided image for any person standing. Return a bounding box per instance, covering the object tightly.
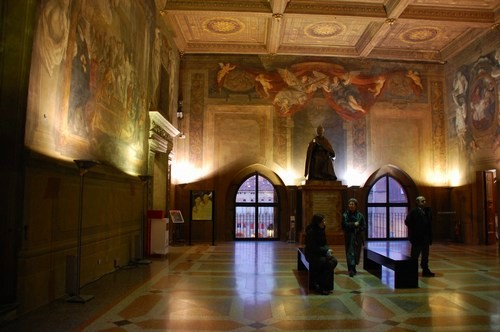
[342,198,366,277]
[405,196,435,277]
[304,125,337,180]
[305,213,338,295]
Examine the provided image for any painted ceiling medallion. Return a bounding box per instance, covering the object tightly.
[400,27,439,43]
[203,17,244,34]
[305,22,344,38]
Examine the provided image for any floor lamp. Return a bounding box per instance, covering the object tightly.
[137,175,152,264]
[67,159,99,303]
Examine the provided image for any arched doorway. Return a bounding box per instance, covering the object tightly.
[234,172,279,240]
[364,165,417,241]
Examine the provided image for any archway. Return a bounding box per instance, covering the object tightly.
[227,164,286,241]
[234,173,278,239]
[364,165,417,241]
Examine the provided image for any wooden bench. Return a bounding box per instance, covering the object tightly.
[363,245,418,288]
[297,247,334,290]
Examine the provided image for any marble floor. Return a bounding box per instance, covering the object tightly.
[2,241,499,331]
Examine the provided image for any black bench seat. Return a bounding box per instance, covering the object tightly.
[297,247,334,291]
[363,243,418,289]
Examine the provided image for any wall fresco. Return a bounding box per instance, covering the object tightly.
[214,61,425,120]
[205,59,427,178]
[26,0,155,175]
[189,72,205,168]
[431,81,446,177]
[449,50,500,159]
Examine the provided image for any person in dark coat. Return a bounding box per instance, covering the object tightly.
[342,198,365,277]
[405,196,435,277]
[305,213,338,295]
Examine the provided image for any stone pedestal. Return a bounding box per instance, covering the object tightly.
[299,180,347,245]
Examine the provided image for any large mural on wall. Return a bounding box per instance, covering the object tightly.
[214,61,424,121]
[449,49,499,159]
[210,59,426,176]
[26,0,156,175]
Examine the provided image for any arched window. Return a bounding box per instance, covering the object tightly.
[234,173,279,240]
[366,175,408,240]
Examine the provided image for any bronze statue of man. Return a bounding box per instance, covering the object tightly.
[305,125,337,180]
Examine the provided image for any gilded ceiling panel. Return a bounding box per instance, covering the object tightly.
[172,13,268,43]
[161,0,499,62]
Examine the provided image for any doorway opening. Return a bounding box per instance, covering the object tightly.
[234,173,279,240]
[366,174,409,240]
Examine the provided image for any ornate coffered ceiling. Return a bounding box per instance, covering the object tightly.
[159,0,499,63]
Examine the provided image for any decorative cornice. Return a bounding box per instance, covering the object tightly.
[278,45,359,56]
[185,43,268,52]
[286,2,386,18]
[148,111,179,153]
[163,0,270,13]
[184,41,447,63]
[149,132,170,153]
[369,48,442,62]
[149,111,180,138]
[400,6,495,24]
[150,125,168,140]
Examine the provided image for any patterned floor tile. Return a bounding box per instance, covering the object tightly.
[2,242,499,332]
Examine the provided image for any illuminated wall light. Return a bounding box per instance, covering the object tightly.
[429,171,439,185]
[425,169,448,186]
[172,161,204,184]
[127,145,137,159]
[448,168,461,187]
[343,169,365,187]
[277,169,301,186]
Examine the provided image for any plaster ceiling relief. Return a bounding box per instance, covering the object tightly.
[160,0,499,62]
[280,21,349,46]
[377,22,471,51]
[173,13,268,43]
[203,17,245,34]
[305,22,345,39]
[400,26,440,43]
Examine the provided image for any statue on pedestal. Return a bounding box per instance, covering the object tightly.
[304,125,337,181]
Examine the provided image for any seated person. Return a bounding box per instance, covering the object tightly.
[305,213,338,295]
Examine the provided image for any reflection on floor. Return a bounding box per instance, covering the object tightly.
[2,241,500,331]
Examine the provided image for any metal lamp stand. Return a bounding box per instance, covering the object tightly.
[67,160,99,303]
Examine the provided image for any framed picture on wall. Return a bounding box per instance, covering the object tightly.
[169,210,184,223]
[191,190,214,221]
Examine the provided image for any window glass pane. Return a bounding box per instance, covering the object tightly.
[235,206,255,238]
[389,207,408,238]
[367,176,387,203]
[257,175,275,203]
[258,206,277,238]
[388,177,408,203]
[235,173,278,239]
[367,206,386,238]
[236,175,256,203]
[366,174,410,240]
